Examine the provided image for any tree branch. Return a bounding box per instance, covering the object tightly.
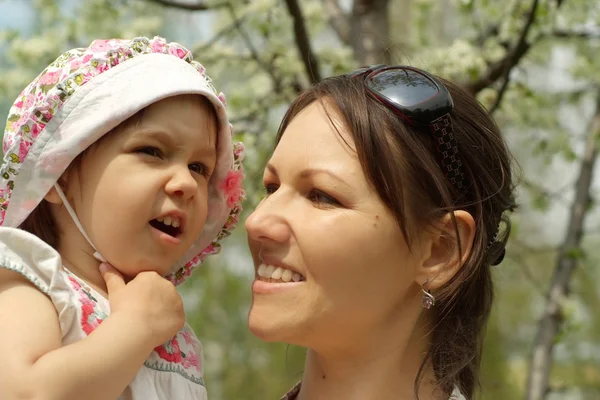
[350,0,392,65]
[522,177,572,206]
[146,0,229,11]
[525,92,600,400]
[464,0,540,95]
[230,94,281,126]
[512,239,557,255]
[488,68,513,115]
[552,28,600,39]
[194,14,248,52]
[225,5,280,92]
[519,262,548,297]
[223,4,302,96]
[473,3,518,48]
[475,24,500,47]
[283,0,322,84]
[322,0,351,44]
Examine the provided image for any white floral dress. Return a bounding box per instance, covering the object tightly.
[0,227,207,400]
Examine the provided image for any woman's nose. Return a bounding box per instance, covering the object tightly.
[245,195,292,245]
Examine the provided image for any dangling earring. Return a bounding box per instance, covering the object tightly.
[421,281,435,309]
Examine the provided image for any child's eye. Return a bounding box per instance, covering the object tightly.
[189,163,210,177]
[308,189,340,207]
[136,146,162,158]
[263,183,279,195]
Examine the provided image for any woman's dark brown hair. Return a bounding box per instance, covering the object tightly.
[275,74,517,398]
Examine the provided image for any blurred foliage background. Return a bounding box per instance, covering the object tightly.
[1,0,599,399]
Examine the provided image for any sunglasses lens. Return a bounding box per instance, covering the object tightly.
[367,69,439,108]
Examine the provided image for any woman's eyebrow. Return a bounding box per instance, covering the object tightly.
[266,163,350,187]
[298,168,350,187]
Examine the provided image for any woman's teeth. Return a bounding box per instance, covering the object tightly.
[156,216,181,228]
[257,264,304,283]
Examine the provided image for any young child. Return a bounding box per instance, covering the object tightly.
[0,36,244,400]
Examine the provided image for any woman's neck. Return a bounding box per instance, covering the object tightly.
[297,316,447,400]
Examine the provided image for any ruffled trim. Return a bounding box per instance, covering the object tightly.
[165,141,245,285]
[0,227,59,294]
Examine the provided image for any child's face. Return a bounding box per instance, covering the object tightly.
[62,94,218,277]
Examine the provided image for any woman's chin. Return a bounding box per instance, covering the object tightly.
[247,311,277,341]
[247,309,299,343]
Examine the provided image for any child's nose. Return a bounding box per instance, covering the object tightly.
[165,165,198,200]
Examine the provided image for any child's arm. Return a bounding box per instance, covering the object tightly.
[0,264,185,400]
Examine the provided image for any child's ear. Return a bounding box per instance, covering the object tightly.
[44,176,69,205]
[44,185,63,204]
[415,210,476,290]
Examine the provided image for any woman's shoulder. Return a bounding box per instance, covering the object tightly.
[279,382,467,400]
[449,386,467,400]
[280,381,301,400]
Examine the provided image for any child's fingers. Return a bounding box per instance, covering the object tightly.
[99,263,125,294]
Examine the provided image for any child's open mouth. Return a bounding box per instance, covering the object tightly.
[149,216,183,238]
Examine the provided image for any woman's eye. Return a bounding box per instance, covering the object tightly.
[136,146,162,158]
[308,189,340,207]
[189,163,210,177]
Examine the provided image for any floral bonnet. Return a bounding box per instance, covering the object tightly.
[0,36,245,285]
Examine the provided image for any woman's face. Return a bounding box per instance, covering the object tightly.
[245,100,427,350]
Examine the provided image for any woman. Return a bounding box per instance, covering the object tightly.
[245,65,516,400]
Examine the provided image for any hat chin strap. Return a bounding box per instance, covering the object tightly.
[53,183,107,263]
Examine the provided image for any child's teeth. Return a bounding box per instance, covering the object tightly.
[281,269,292,282]
[156,216,181,227]
[292,273,301,282]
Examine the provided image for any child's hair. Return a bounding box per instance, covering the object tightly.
[1,36,245,285]
[275,74,517,398]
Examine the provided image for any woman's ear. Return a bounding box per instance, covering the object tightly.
[415,211,476,291]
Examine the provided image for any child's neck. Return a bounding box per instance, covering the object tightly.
[57,224,109,298]
[62,256,108,298]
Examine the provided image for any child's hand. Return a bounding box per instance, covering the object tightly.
[99,263,185,347]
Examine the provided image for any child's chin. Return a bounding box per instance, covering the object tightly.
[115,256,175,278]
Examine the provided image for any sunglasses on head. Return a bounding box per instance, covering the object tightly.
[348,65,465,190]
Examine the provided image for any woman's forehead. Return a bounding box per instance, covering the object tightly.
[275,102,357,158]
